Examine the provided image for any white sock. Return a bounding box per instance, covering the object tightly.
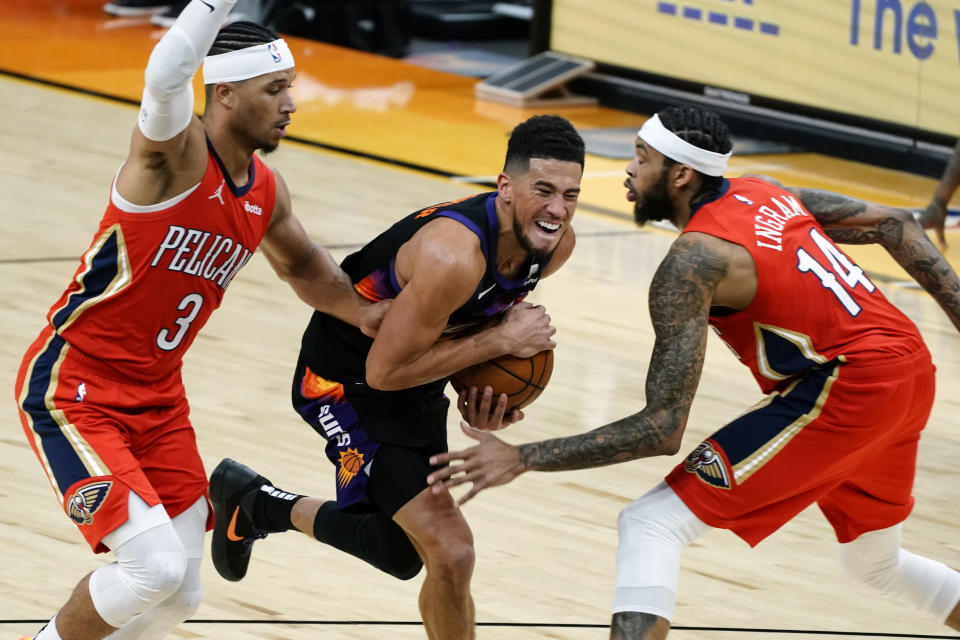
[33,615,63,640]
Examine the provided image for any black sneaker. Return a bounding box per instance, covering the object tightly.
[209,458,270,582]
[103,0,170,16]
[149,0,188,27]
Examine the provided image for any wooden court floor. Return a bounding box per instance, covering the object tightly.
[2,2,960,639]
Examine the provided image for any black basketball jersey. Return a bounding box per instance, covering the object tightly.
[299,191,549,387]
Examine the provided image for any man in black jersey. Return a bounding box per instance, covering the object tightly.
[209,115,585,639]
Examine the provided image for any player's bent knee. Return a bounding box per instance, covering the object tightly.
[428,541,475,581]
[613,483,709,621]
[137,549,189,600]
[90,549,188,627]
[838,526,960,622]
[164,583,203,622]
[838,536,898,589]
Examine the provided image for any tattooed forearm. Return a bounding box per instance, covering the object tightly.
[515,237,724,473]
[879,217,960,332]
[517,408,683,471]
[794,188,868,225]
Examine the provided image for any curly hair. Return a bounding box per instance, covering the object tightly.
[207,21,278,57]
[656,105,732,200]
[503,115,585,174]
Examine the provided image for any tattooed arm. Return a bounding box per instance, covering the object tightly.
[791,188,960,332]
[426,235,728,504]
[517,234,724,470]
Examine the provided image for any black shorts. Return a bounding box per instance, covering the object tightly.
[365,441,447,516]
[292,354,450,515]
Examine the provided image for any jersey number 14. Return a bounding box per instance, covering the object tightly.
[796,227,875,316]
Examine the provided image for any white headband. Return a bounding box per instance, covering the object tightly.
[638,114,731,177]
[202,39,295,84]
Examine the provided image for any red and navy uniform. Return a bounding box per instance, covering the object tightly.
[294,191,548,511]
[15,141,275,551]
[665,177,934,545]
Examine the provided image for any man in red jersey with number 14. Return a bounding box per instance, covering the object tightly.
[428,105,960,639]
[13,3,376,640]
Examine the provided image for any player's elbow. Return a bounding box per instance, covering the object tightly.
[657,433,684,457]
[648,407,688,456]
[364,361,402,391]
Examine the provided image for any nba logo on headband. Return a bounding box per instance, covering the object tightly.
[202,38,295,84]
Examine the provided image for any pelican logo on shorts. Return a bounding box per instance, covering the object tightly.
[337,448,365,488]
[684,442,731,489]
[67,481,113,525]
[268,42,282,63]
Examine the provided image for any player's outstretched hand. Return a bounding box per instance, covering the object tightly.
[427,421,525,506]
[919,200,949,251]
[457,386,524,431]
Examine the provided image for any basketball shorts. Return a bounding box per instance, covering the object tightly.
[14,327,212,553]
[666,347,935,546]
[293,361,449,515]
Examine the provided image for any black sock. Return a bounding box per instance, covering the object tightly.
[244,484,305,533]
[312,502,423,580]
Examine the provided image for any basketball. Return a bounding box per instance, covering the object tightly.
[449,349,554,413]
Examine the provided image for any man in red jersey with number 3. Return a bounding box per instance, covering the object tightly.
[429,105,960,638]
[13,3,374,640]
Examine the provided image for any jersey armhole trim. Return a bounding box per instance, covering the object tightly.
[110,165,201,214]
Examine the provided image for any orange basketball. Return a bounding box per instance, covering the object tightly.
[450,349,554,413]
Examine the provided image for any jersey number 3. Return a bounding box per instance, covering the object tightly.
[796,227,875,316]
[156,293,204,351]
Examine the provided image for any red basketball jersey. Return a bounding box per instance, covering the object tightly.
[684,177,923,393]
[45,144,276,381]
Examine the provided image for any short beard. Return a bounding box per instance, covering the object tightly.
[633,167,673,227]
[230,119,278,155]
[512,217,556,262]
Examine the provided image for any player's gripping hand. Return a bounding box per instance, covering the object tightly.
[457,386,524,432]
[360,299,393,338]
[495,302,556,358]
[427,421,525,506]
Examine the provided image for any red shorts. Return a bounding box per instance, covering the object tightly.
[15,326,213,553]
[667,347,935,546]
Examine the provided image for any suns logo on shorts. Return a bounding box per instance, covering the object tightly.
[684,442,731,490]
[337,448,365,488]
[67,481,113,525]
